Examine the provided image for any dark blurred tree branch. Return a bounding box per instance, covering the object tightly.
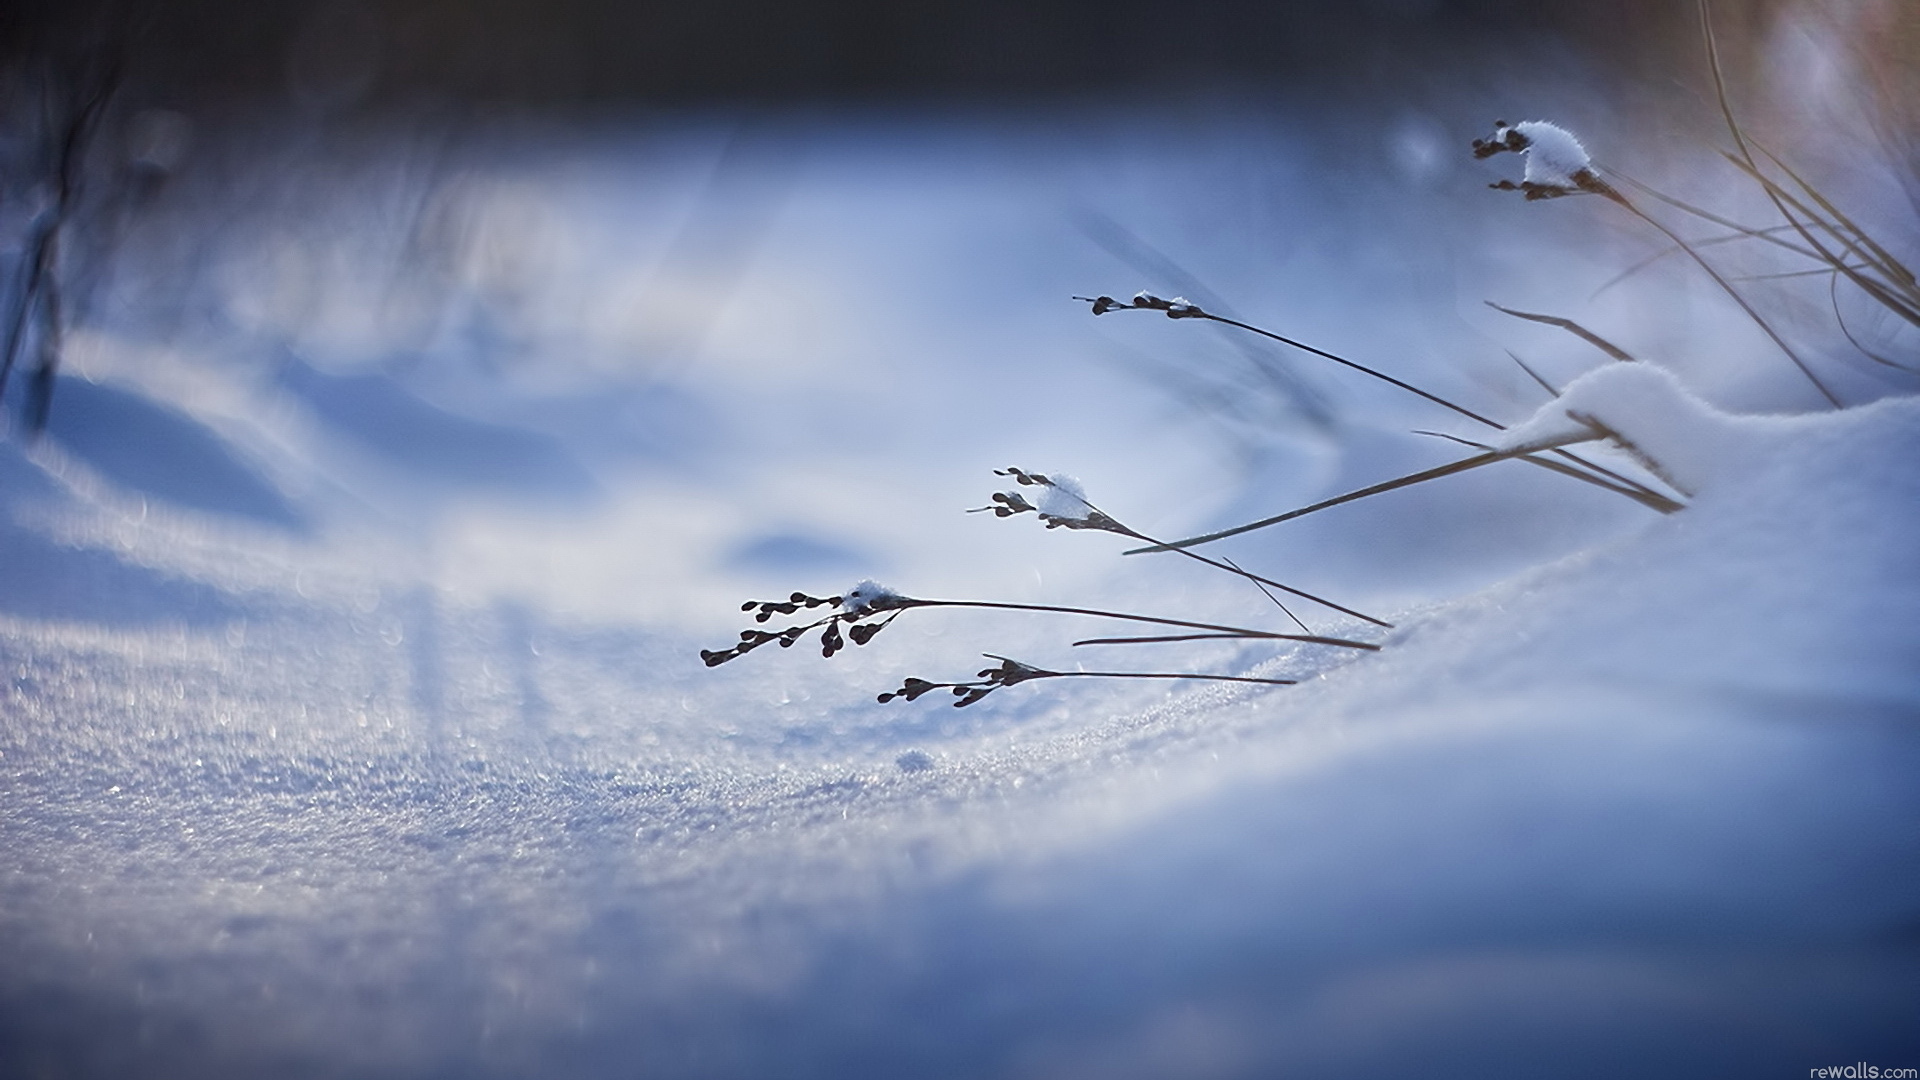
[2,5,134,434]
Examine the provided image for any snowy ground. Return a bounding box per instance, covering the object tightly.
[2,79,1918,1077]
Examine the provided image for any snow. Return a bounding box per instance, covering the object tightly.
[839,579,901,614]
[1475,119,1595,196]
[2,96,1917,1077]
[1511,120,1593,189]
[1493,360,1829,496]
[1355,389,1919,712]
[1032,472,1095,522]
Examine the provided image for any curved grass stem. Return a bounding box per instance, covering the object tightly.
[1127,430,1603,554]
[1082,297,1681,512]
[908,598,1379,650]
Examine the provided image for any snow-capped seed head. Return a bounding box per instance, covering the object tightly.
[1126,291,1203,318]
[984,467,1122,532]
[1513,121,1590,187]
[1475,120,1599,198]
[840,580,902,616]
[1471,119,1525,158]
[1033,473,1095,522]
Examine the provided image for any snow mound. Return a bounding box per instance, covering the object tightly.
[1496,361,1829,497]
[1436,385,1919,702]
[3,380,1913,1078]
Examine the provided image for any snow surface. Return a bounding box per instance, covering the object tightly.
[2,98,1917,1077]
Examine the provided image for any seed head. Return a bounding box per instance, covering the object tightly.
[840,580,904,616]
[1074,293,1207,319]
[978,467,1124,533]
[1473,120,1610,200]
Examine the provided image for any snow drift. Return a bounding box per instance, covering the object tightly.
[1,101,1916,1077]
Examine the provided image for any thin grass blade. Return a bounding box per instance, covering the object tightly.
[1485,302,1637,362]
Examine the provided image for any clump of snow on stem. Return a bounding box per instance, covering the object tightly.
[1495,362,1819,497]
[1131,291,1201,316]
[1478,120,1594,193]
[1034,473,1096,522]
[1513,122,1590,187]
[840,580,902,615]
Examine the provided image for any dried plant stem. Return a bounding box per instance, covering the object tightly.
[1072,632,1292,646]
[1602,172,1828,262]
[1602,185,1844,408]
[1704,1,1912,319]
[1104,520,1392,628]
[1222,555,1312,633]
[1185,308,1504,428]
[1732,266,1874,283]
[1595,162,1914,374]
[982,468,1393,628]
[1507,350,1560,396]
[1752,147,1919,301]
[1589,224,1807,299]
[1027,670,1295,686]
[1724,150,1920,326]
[1754,146,1918,290]
[906,598,1380,651]
[1409,429,1682,509]
[1127,430,1602,554]
[1094,301,1679,511]
[1830,273,1910,370]
[881,654,1297,706]
[1483,302,1636,362]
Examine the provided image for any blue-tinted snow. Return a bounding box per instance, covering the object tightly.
[2,87,1917,1077]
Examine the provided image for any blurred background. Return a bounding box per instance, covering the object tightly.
[0,0,1735,104]
[6,0,1913,627]
[2,0,1917,1076]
